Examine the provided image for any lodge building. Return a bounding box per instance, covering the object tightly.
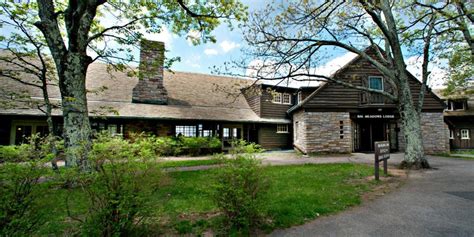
[0,40,450,153]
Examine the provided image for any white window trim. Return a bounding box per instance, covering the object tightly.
[368,76,384,91]
[297,91,302,104]
[449,129,454,139]
[276,124,289,133]
[447,100,466,111]
[272,92,282,104]
[282,93,292,105]
[461,129,470,139]
[10,120,48,145]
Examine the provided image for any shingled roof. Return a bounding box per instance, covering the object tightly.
[0,62,290,124]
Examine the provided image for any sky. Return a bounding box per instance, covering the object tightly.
[138,1,447,89]
[0,0,447,89]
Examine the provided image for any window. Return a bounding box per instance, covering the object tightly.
[368,76,383,91]
[447,100,466,111]
[282,93,291,104]
[277,124,289,133]
[272,92,282,103]
[175,125,196,137]
[223,128,230,138]
[272,92,292,104]
[297,91,302,104]
[461,129,470,139]
[449,129,454,139]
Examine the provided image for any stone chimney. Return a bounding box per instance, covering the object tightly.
[132,39,168,104]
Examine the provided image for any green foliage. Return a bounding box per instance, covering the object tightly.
[442,47,474,96]
[129,133,222,157]
[230,139,265,154]
[0,140,50,236]
[66,133,163,236]
[212,145,269,235]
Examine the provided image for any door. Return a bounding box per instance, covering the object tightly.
[222,124,242,149]
[356,121,387,152]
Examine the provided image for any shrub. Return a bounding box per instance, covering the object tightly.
[212,142,269,235]
[0,140,49,236]
[230,139,265,154]
[154,137,182,156]
[67,133,163,236]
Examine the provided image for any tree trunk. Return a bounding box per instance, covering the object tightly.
[58,52,92,171]
[397,72,430,169]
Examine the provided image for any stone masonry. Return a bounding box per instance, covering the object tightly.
[295,112,352,153]
[398,112,449,154]
[132,39,168,104]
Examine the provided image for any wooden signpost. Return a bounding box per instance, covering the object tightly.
[374,141,390,180]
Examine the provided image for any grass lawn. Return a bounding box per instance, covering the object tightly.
[37,163,376,235]
[435,150,474,160]
[157,158,223,168]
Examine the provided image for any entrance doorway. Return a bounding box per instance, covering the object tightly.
[221,124,242,150]
[354,120,398,152]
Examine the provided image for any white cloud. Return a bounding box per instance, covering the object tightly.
[142,27,175,50]
[406,56,448,89]
[186,30,202,46]
[204,48,219,56]
[184,55,202,69]
[311,52,358,77]
[220,40,240,53]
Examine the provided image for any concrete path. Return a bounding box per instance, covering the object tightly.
[269,156,474,237]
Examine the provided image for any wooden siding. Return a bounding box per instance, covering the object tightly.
[446,117,474,149]
[302,51,444,112]
[243,85,261,117]
[260,90,293,119]
[258,124,291,149]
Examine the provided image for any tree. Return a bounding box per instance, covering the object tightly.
[417,1,474,96]
[1,0,246,170]
[0,3,58,150]
[231,0,468,168]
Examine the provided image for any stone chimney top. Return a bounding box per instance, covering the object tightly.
[132,39,168,104]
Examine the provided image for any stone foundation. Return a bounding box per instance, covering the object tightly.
[294,112,352,153]
[398,112,448,154]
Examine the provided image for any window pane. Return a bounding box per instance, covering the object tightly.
[369,77,383,91]
[176,125,196,137]
[272,93,282,103]
[223,128,230,138]
[282,93,291,104]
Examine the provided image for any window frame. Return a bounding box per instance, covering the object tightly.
[368,76,384,91]
[282,93,292,105]
[175,125,197,137]
[276,124,289,134]
[297,91,302,104]
[272,92,282,103]
[460,129,470,140]
[449,129,454,139]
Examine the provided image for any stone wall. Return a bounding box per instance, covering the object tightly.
[293,110,306,152]
[421,112,449,154]
[398,112,449,154]
[295,111,352,153]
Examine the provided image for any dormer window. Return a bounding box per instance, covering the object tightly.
[447,99,467,111]
[368,76,383,91]
[272,92,292,105]
[282,93,291,104]
[272,93,282,103]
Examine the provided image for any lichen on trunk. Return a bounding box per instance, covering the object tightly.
[59,53,92,171]
[397,72,430,169]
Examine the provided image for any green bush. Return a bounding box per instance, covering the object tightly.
[212,142,269,235]
[154,137,182,156]
[67,133,162,236]
[0,139,50,236]
[230,139,265,154]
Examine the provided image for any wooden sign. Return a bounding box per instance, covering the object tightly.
[374,141,390,180]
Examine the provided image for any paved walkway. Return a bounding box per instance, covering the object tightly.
[269,156,474,237]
